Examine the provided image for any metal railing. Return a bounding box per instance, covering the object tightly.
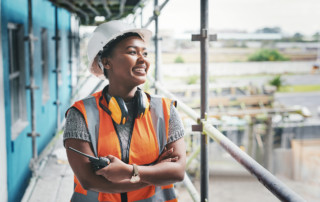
[147,75,306,202]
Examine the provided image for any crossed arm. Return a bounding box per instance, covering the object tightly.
[65,137,186,193]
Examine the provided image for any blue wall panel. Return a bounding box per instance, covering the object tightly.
[1,0,71,201]
[58,8,72,127]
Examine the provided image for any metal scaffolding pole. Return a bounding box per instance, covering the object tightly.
[68,17,73,101]
[200,0,209,201]
[143,0,169,28]
[26,0,40,174]
[140,6,143,28]
[264,117,274,172]
[53,6,61,130]
[154,0,159,94]
[191,0,217,200]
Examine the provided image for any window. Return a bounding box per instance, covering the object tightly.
[8,23,27,140]
[41,28,50,104]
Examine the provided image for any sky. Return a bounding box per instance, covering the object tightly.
[128,0,320,36]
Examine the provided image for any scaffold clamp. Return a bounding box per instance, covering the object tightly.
[154,5,160,16]
[192,29,217,41]
[25,85,39,90]
[24,35,38,42]
[191,113,208,134]
[27,132,40,137]
[53,100,62,105]
[52,36,61,40]
[52,69,62,73]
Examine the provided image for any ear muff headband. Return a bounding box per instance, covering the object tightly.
[99,85,150,125]
[108,96,129,125]
[135,89,150,119]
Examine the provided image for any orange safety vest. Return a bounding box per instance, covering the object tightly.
[67,90,178,202]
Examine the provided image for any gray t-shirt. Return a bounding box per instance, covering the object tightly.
[63,97,184,163]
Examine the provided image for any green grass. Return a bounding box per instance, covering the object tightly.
[248,49,289,61]
[185,75,199,84]
[174,55,185,63]
[278,85,320,92]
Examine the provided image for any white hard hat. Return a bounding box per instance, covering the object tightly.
[87,20,152,80]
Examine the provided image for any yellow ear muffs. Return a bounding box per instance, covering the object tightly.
[108,96,129,125]
[134,89,150,119]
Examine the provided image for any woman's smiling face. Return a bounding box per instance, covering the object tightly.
[103,36,150,88]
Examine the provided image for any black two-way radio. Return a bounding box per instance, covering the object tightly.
[68,147,110,171]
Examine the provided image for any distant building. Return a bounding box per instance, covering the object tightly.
[275,42,320,51]
[216,33,282,40]
[155,29,283,51]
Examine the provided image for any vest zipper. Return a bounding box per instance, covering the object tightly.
[111,121,127,202]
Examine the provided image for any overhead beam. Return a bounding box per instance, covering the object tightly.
[84,0,100,16]
[101,0,112,19]
[64,0,89,24]
[132,0,146,12]
[116,0,127,19]
[143,0,169,28]
[131,0,147,25]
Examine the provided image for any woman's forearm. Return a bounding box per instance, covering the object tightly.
[138,161,185,186]
[94,138,187,187]
[136,139,186,186]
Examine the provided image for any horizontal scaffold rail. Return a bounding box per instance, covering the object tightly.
[147,75,306,202]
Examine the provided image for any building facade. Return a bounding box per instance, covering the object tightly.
[0,0,79,201]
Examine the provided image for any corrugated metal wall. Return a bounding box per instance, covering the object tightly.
[1,0,72,201]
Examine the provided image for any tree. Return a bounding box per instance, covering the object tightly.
[269,75,284,90]
[292,32,304,41]
[248,49,289,61]
[174,55,185,63]
[256,27,281,33]
[313,32,320,41]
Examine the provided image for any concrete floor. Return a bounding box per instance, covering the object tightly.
[28,135,73,202]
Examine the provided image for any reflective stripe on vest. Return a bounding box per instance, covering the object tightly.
[134,186,177,202]
[150,95,167,155]
[71,182,99,202]
[83,95,100,156]
[68,91,177,202]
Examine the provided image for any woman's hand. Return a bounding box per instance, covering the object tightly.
[155,147,179,164]
[95,148,178,182]
[95,155,132,182]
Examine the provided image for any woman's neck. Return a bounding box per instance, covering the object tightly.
[107,84,137,103]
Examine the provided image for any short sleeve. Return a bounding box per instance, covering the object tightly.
[63,108,91,145]
[167,104,185,144]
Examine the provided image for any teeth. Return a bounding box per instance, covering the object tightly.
[134,68,145,72]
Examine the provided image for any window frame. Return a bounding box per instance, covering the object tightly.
[8,22,28,140]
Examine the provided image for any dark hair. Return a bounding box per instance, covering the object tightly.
[101,32,142,79]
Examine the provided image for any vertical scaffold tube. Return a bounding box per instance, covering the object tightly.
[55,7,60,129]
[140,6,143,28]
[200,0,209,201]
[154,0,158,94]
[27,0,38,162]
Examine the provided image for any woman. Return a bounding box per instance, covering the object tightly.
[64,21,186,202]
